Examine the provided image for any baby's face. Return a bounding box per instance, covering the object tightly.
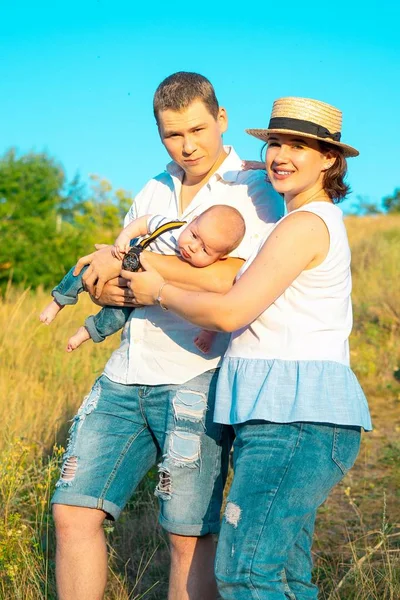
[177,216,228,268]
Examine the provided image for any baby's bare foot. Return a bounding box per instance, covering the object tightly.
[40,300,63,325]
[194,330,215,354]
[66,326,91,352]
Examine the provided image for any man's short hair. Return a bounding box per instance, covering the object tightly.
[153,72,220,123]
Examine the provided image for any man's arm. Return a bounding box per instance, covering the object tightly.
[143,252,244,293]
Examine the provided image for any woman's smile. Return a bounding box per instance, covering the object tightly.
[271,167,294,180]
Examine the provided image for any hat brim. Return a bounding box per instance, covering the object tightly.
[245,128,359,158]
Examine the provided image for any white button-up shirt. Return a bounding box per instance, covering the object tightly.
[103,146,284,385]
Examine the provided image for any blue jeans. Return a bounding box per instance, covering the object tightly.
[52,265,132,342]
[215,421,361,599]
[51,370,233,535]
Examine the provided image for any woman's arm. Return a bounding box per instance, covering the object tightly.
[142,252,245,293]
[124,211,330,331]
[73,244,244,303]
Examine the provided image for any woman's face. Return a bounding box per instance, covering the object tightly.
[265,134,334,200]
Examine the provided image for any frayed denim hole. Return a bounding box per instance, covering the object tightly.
[169,430,201,468]
[56,416,81,488]
[224,502,241,528]
[55,381,101,489]
[154,465,172,501]
[63,379,101,458]
[58,456,78,487]
[77,379,101,418]
[154,431,202,500]
[172,389,207,426]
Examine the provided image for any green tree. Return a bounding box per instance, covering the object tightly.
[0,149,133,290]
[0,149,66,287]
[382,188,400,213]
[0,148,64,221]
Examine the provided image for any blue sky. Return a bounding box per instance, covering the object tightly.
[1,0,399,212]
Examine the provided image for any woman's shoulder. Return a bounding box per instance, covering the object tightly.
[298,201,344,222]
[294,202,347,237]
[272,206,331,239]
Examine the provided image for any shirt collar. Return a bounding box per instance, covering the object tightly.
[165,145,243,183]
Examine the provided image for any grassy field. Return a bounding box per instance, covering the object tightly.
[0,214,400,599]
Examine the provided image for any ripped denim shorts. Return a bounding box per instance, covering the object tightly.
[51,371,233,536]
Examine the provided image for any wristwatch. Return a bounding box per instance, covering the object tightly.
[122,246,142,272]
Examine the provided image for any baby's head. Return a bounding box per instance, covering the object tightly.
[177,205,246,268]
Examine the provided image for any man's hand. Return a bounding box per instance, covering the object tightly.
[74,245,122,298]
[92,277,142,307]
[241,160,267,171]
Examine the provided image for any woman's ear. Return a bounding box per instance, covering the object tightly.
[322,152,336,171]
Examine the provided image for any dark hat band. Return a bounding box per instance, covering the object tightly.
[268,117,341,142]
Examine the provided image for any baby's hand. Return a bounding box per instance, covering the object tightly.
[112,235,131,260]
[112,245,128,260]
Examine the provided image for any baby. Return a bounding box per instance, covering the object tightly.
[40,204,246,354]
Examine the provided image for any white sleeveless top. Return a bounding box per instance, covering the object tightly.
[214,202,372,430]
[227,202,352,364]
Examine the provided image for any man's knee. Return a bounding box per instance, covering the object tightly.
[170,533,197,553]
[169,533,215,558]
[53,504,106,543]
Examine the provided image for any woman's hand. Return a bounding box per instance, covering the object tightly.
[121,253,165,306]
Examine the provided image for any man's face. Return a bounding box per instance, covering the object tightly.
[157,100,228,185]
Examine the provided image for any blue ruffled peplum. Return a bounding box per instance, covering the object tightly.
[215,358,372,431]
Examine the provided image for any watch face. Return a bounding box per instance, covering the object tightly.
[122,247,142,272]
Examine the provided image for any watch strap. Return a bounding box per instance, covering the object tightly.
[139,219,186,250]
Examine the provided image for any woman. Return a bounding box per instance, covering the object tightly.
[123,97,372,599]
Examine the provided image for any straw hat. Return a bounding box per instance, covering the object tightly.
[246,97,359,157]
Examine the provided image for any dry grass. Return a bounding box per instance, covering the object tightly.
[0,287,169,599]
[0,284,121,449]
[314,214,400,598]
[0,214,399,598]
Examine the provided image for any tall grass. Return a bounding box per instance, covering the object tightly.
[0,288,169,598]
[0,214,399,598]
[315,215,400,598]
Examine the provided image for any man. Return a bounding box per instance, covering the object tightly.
[51,71,284,600]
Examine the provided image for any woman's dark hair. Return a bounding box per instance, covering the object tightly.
[260,142,267,162]
[318,142,350,203]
